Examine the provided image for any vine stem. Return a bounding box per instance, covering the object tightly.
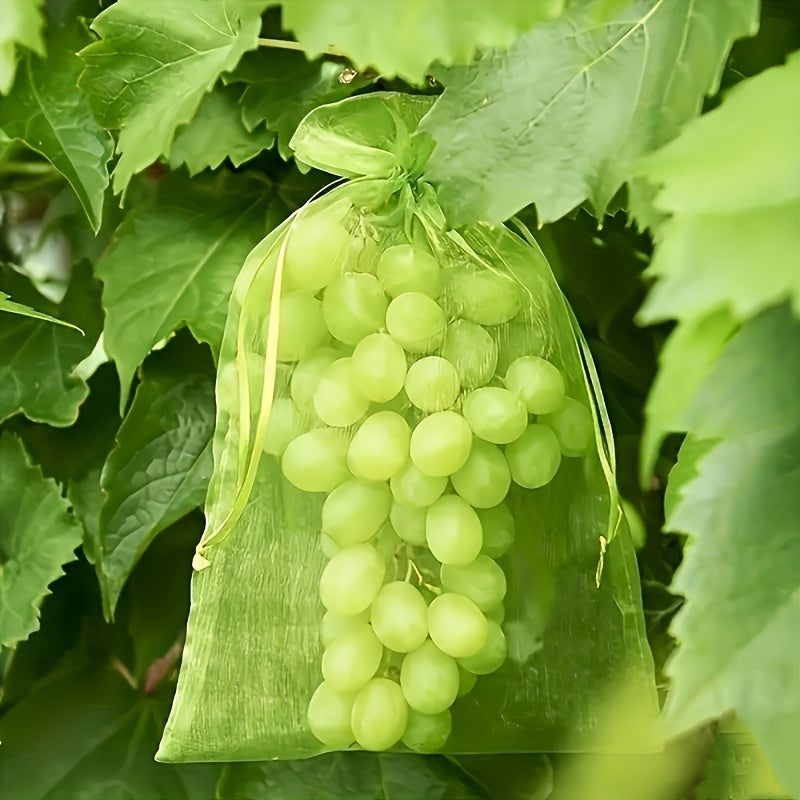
[257,37,349,60]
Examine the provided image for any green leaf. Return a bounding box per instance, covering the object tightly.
[0,291,83,331]
[0,22,114,231]
[0,262,102,426]
[169,83,275,175]
[279,0,563,84]
[98,359,215,618]
[78,0,265,195]
[638,52,800,324]
[0,0,45,95]
[419,0,759,225]
[230,48,376,159]
[95,171,272,404]
[663,306,800,798]
[0,434,82,648]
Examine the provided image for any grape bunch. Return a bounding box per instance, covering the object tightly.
[261,205,593,752]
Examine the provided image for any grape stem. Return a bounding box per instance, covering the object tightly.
[257,37,350,59]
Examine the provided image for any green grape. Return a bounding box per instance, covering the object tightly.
[477,504,516,558]
[409,411,473,477]
[319,544,385,615]
[443,268,524,325]
[390,502,428,546]
[347,411,410,481]
[370,581,429,652]
[493,319,548,374]
[440,555,507,611]
[399,640,459,714]
[307,681,356,747]
[322,273,388,345]
[283,210,350,292]
[390,461,448,508]
[485,603,506,624]
[404,356,461,412]
[314,358,369,427]
[450,439,511,508]
[377,244,442,299]
[505,356,565,414]
[458,621,508,675]
[351,678,408,751]
[351,333,407,403]
[290,347,342,413]
[505,423,562,488]
[281,428,349,493]
[462,387,528,444]
[263,398,307,457]
[320,609,371,647]
[427,593,488,658]
[425,495,483,565]
[319,532,340,560]
[457,665,477,696]
[441,319,498,389]
[322,479,392,547]
[322,623,384,693]
[401,709,451,752]
[541,397,593,457]
[386,292,446,354]
[277,291,328,362]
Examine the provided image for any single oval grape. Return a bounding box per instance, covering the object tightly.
[322,479,392,547]
[322,273,388,345]
[263,398,307,457]
[283,211,350,292]
[320,609,371,647]
[319,544,385,615]
[443,268,524,325]
[281,428,349,493]
[390,501,428,546]
[427,593,488,658]
[322,624,384,693]
[450,439,511,508]
[351,333,407,403]
[410,411,473,477]
[390,461,448,508]
[405,356,461,412]
[277,291,328,362]
[457,665,477,696]
[401,709,452,752]
[290,347,342,413]
[505,423,562,489]
[351,678,408,751]
[477,503,516,558]
[320,531,339,559]
[505,356,565,414]
[441,319,498,389]
[458,621,508,675]
[386,292,446,354]
[462,387,528,444]
[541,397,593,457]
[425,495,483,565]
[370,581,429,652]
[377,244,442,298]
[307,681,356,748]
[440,555,507,611]
[314,358,370,427]
[400,640,459,714]
[347,411,410,481]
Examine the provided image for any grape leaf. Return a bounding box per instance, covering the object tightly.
[0,262,102,427]
[0,291,82,331]
[0,0,45,95]
[78,0,265,195]
[662,306,800,798]
[0,21,114,231]
[638,52,800,324]
[169,83,276,175]
[98,362,215,618]
[279,0,563,84]
[419,0,759,225]
[230,48,376,159]
[94,171,272,404]
[0,434,82,648]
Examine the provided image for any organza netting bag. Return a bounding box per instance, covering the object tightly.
[158,93,657,761]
